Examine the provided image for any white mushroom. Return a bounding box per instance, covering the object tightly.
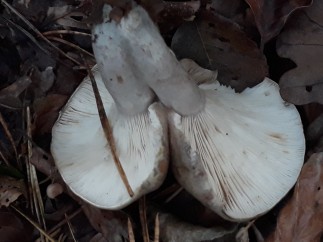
[121,6,305,221]
[50,5,168,209]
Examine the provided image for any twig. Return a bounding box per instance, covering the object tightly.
[26,106,47,241]
[42,30,91,37]
[11,205,56,242]
[47,36,94,58]
[0,0,81,65]
[127,218,135,242]
[48,208,82,234]
[65,213,77,242]
[154,213,160,242]
[82,55,134,197]
[139,197,150,242]
[0,112,18,160]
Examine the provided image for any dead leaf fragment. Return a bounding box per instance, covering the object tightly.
[0,209,33,242]
[82,204,128,242]
[276,0,323,105]
[171,10,268,92]
[0,75,32,109]
[33,94,68,134]
[245,0,312,46]
[266,152,323,242]
[148,206,237,242]
[0,176,26,207]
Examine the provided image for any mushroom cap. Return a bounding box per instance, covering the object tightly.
[170,64,305,221]
[51,67,168,209]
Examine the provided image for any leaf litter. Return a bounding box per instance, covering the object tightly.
[0,0,322,241]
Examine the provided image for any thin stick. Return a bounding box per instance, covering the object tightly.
[127,218,135,242]
[47,208,82,234]
[82,56,134,197]
[0,112,18,159]
[165,187,184,203]
[11,206,56,242]
[65,213,77,242]
[139,197,150,242]
[153,213,160,242]
[47,36,94,58]
[27,107,47,241]
[42,30,91,37]
[0,147,9,166]
[1,0,81,66]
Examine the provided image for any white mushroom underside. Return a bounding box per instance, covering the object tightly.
[170,78,305,220]
[51,69,167,209]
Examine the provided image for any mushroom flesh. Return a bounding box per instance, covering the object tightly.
[120,5,305,221]
[51,4,168,209]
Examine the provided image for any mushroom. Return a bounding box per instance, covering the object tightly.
[50,4,168,209]
[120,6,305,220]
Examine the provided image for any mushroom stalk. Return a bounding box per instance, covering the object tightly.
[92,5,155,116]
[51,4,169,210]
[117,5,305,221]
[120,6,205,116]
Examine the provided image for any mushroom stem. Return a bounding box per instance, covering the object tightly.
[92,5,155,116]
[120,6,205,116]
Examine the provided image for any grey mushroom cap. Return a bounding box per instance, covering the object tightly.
[51,68,168,209]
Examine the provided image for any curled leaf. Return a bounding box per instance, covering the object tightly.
[266,152,323,242]
[172,10,268,91]
[245,0,313,46]
[0,176,26,207]
[276,0,323,105]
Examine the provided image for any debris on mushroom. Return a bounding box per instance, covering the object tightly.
[121,5,305,221]
[51,4,168,209]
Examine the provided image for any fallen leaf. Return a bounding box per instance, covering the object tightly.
[0,75,32,109]
[0,176,26,207]
[210,0,243,18]
[276,0,323,105]
[307,113,323,142]
[29,66,55,98]
[157,1,201,33]
[33,94,68,134]
[171,9,268,92]
[266,152,323,242]
[245,0,312,46]
[82,204,128,242]
[148,206,237,242]
[0,209,33,242]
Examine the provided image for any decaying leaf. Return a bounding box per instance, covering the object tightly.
[0,75,32,109]
[82,204,128,242]
[171,9,268,92]
[0,176,26,207]
[148,206,237,242]
[33,94,68,134]
[276,0,323,105]
[0,209,33,242]
[307,113,323,142]
[245,0,312,46]
[266,152,323,242]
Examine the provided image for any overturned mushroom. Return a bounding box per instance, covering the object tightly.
[121,6,305,221]
[51,5,168,209]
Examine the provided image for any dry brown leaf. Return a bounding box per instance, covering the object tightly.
[148,206,237,242]
[266,152,323,242]
[33,94,68,134]
[82,204,128,242]
[245,0,312,46]
[0,209,33,242]
[0,176,26,207]
[171,9,268,92]
[0,75,32,109]
[276,0,323,105]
